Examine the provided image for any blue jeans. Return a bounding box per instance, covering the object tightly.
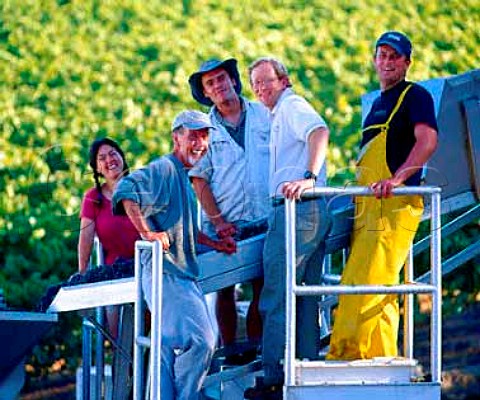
[260,199,331,385]
[143,272,216,400]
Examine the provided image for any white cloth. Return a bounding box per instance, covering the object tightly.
[269,88,328,196]
[189,97,271,235]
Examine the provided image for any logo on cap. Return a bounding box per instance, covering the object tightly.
[376,31,412,58]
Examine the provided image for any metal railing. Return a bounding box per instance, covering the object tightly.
[284,186,442,387]
[133,240,163,400]
[75,238,162,400]
[81,237,137,400]
[81,237,106,400]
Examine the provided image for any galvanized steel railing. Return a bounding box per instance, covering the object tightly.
[81,237,106,400]
[79,238,163,400]
[284,186,442,387]
[133,240,163,400]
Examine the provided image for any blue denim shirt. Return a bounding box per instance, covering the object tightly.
[113,154,199,280]
[189,97,271,235]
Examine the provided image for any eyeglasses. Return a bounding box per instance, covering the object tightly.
[251,77,279,89]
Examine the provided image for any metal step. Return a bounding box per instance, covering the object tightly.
[294,358,419,386]
[282,358,438,400]
[284,382,441,400]
[203,359,262,400]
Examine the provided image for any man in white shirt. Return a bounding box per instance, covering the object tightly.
[245,57,332,399]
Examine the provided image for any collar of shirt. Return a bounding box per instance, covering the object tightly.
[271,87,294,116]
[380,79,408,100]
[212,97,246,129]
[167,153,188,178]
[212,97,247,149]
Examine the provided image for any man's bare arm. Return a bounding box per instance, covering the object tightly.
[122,198,170,250]
[371,123,438,198]
[191,176,236,238]
[282,126,329,199]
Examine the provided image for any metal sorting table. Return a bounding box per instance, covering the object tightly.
[47,200,353,313]
[47,234,265,313]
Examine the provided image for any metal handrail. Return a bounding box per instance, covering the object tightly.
[294,283,436,295]
[133,240,163,400]
[94,238,105,400]
[413,203,480,256]
[75,237,163,400]
[81,237,106,400]
[284,186,442,387]
[298,186,441,197]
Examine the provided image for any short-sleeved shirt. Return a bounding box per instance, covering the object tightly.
[270,88,328,196]
[80,187,140,265]
[112,154,199,280]
[189,97,271,235]
[362,80,438,186]
[213,101,247,149]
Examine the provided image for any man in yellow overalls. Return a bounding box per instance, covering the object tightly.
[327,31,438,360]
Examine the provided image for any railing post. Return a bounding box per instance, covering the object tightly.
[93,237,105,400]
[150,241,163,400]
[403,246,414,359]
[82,320,92,400]
[431,191,442,383]
[285,198,297,387]
[95,308,105,399]
[133,242,144,400]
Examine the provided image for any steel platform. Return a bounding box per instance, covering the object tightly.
[284,382,441,400]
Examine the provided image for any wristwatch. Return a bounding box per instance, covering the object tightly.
[303,170,317,181]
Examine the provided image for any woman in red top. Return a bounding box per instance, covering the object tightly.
[78,138,140,337]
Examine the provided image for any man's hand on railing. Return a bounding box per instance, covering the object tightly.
[212,236,237,255]
[142,231,170,251]
[197,231,237,254]
[370,176,403,199]
[282,178,315,200]
[215,220,237,239]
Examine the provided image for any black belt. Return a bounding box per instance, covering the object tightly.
[271,197,318,207]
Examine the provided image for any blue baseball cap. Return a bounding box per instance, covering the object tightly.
[188,58,242,106]
[376,31,412,59]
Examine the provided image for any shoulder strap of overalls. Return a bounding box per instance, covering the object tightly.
[362,84,413,133]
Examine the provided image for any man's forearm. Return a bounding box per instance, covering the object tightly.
[307,126,329,174]
[392,124,438,184]
[191,177,225,226]
[122,199,151,235]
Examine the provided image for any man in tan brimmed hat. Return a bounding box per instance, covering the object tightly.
[188,58,271,362]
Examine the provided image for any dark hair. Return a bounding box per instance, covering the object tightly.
[88,137,129,205]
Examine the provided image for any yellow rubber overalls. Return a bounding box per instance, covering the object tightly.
[327,85,424,360]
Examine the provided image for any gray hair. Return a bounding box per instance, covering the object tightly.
[248,57,292,87]
[172,126,185,136]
